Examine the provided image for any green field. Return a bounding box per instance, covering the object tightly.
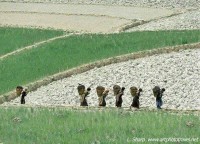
[0,107,199,144]
[0,27,64,56]
[1,29,200,95]
[1,27,200,144]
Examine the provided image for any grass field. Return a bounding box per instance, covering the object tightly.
[0,107,199,144]
[1,28,200,144]
[0,27,64,56]
[1,29,200,95]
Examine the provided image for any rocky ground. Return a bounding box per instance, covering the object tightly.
[0,0,200,9]
[0,2,175,33]
[1,0,200,33]
[127,9,200,31]
[4,48,200,110]
[1,0,200,110]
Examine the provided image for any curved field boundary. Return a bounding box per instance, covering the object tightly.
[0,2,176,21]
[0,33,77,60]
[0,11,184,33]
[119,11,186,32]
[0,2,179,33]
[0,42,200,104]
[0,105,200,114]
[0,11,132,21]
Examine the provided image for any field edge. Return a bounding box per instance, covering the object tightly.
[0,42,200,104]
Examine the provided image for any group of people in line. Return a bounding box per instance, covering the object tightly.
[16,84,165,109]
[77,84,165,109]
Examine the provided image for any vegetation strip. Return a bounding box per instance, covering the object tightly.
[0,27,64,56]
[0,107,199,143]
[0,33,75,60]
[1,42,199,104]
[1,30,200,99]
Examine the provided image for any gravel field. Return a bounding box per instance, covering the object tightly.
[0,2,175,33]
[0,0,199,33]
[0,12,131,33]
[4,49,200,110]
[0,2,175,21]
[127,9,200,31]
[0,0,200,9]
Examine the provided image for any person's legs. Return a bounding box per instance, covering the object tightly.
[102,99,106,107]
[21,98,25,104]
[23,99,25,104]
[137,100,140,109]
[21,98,23,104]
[83,100,88,106]
[156,100,162,109]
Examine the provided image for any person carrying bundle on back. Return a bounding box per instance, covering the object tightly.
[77,84,91,106]
[113,85,125,107]
[16,86,28,104]
[130,86,142,109]
[96,86,109,107]
[152,86,165,109]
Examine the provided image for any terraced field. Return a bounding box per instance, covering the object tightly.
[0,0,200,107]
[0,27,64,56]
[0,0,200,143]
[1,30,200,99]
[0,2,177,33]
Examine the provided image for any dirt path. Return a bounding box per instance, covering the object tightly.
[0,33,77,60]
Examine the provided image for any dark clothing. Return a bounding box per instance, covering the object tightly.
[80,99,88,106]
[99,96,106,107]
[20,91,27,104]
[131,92,141,108]
[156,92,162,101]
[156,99,163,109]
[116,94,123,107]
[155,92,163,109]
[131,96,139,108]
